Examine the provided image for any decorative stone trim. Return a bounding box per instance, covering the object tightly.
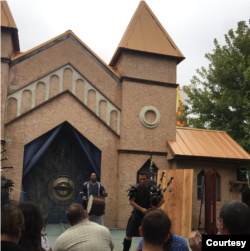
[1,57,11,64]
[139,106,160,129]
[121,76,178,88]
[5,64,121,134]
[118,149,167,156]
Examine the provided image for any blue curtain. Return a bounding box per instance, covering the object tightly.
[21,121,101,201]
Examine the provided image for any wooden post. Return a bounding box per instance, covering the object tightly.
[213,169,216,235]
[205,170,211,235]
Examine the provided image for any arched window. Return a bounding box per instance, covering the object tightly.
[197,170,220,201]
[197,170,205,201]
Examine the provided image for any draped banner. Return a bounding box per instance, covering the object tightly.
[21,121,101,202]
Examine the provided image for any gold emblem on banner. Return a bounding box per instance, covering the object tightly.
[52,177,75,201]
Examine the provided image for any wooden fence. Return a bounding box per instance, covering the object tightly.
[157,169,193,238]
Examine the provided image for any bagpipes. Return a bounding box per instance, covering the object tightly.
[1,149,12,166]
[0,174,14,206]
[1,178,14,189]
[1,149,8,162]
[1,149,14,189]
[1,149,13,198]
[142,154,174,207]
[1,149,31,200]
[126,153,174,207]
[147,153,174,197]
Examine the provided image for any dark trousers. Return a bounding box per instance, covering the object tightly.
[126,210,144,237]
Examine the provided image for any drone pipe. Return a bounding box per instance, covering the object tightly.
[163,177,174,193]
[1,149,6,154]
[157,172,165,189]
[1,166,13,169]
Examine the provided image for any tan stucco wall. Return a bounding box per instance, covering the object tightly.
[4,92,119,227]
[173,160,242,229]
[8,38,122,108]
[117,153,170,229]
[1,29,13,58]
[1,63,9,138]
[116,50,177,83]
[1,30,13,139]
[120,81,176,151]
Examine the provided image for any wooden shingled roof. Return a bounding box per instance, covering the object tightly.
[167,127,250,163]
[109,1,185,66]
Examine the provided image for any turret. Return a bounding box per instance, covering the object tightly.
[1,1,20,146]
[110,1,185,151]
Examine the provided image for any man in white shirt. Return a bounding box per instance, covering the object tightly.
[54,203,114,251]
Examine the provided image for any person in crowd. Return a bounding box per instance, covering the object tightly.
[189,200,250,251]
[79,172,108,225]
[18,201,51,251]
[1,203,28,251]
[136,209,189,251]
[54,203,114,251]
[136,209,171,251]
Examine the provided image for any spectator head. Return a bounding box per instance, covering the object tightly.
[18,201,44,250]
[218,200,250,235]
[140,209,171,247]
[1,203,25,244]
[66,203,88,226]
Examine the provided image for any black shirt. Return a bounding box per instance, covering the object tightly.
[1,241,30,251]
[89,183,99,196]
[134,185,151,218]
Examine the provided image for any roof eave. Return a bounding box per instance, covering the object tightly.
[1,26,20,52]
[10,30,121,83]
[11,28,20,51]
[109,47,185,67]
[170,155,250,164]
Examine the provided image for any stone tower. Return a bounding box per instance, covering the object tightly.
[109,1,185,227]
[1,1,20,147]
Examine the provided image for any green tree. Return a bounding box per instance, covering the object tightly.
[183,20,250,153]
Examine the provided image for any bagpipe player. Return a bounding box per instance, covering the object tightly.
[123,171,164,251]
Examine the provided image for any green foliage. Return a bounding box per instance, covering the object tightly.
[183,20,250,153]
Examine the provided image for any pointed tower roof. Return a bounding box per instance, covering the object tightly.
[109,1,185,66]
[1,1,20,51]
[1,1,17,29]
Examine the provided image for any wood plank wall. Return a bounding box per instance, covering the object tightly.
[157,169,193,238]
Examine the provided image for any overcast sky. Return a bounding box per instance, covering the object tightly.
[7,0,250,87]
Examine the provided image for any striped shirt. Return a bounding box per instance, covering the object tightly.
[54,219,114,251]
